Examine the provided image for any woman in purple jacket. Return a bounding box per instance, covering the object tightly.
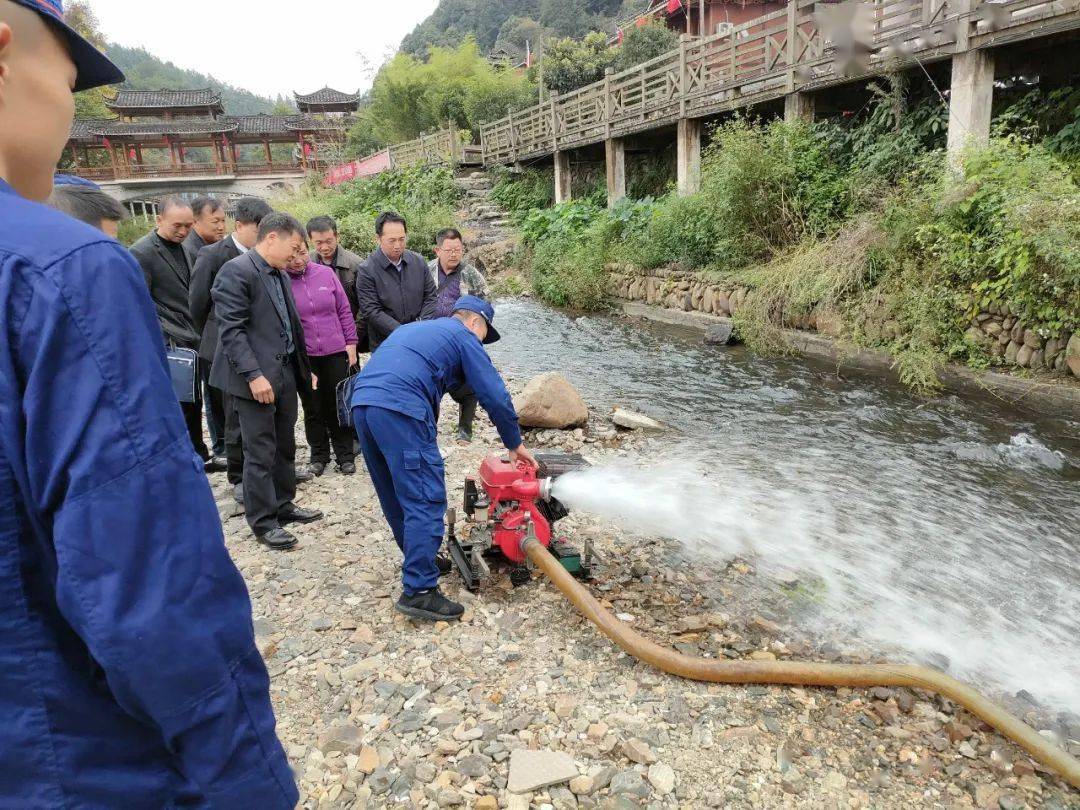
[287,248,359,475]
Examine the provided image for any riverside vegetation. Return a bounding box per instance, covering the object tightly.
[494,80,1080,393]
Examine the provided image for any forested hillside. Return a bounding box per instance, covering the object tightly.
[105,44,289,115]
[401,0,644,56]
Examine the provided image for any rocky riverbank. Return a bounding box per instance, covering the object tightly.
[211,393,1080,809]
[606,264,1080,382]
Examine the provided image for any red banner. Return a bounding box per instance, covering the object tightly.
[666,0,683,13]
[325,150,392,185]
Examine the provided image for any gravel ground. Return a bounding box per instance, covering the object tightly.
[211,400,1080,810]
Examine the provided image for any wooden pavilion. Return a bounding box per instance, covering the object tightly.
[64,87,357,182]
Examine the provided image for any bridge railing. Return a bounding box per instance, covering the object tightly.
[480,0,1078,163]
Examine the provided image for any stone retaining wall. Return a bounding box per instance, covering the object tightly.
[607,264,1080,379]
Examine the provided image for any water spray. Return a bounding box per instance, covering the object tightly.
[446,453,1080,790]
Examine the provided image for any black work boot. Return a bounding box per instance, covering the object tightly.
[457,398,477,443]
[395,588,464,622]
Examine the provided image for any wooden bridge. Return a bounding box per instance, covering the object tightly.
[479,0,1080,201]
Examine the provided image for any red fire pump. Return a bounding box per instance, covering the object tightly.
[448,452,591,590]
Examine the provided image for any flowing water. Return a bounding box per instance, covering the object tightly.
[488,298,1080,714]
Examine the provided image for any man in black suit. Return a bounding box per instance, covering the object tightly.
[210,213,322,550]
[355,211,437,352]
[130,196,209,462]
[190,198,272,490]
[182,196,226,268]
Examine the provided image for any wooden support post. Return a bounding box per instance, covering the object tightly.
[448,121,460,167]
[605,137,626,207]
[604,68,613,140]
[554,149,572,204]
[786,0,797,84]
[507,106,518,160]
[784,91,815,122]
[947,49,995,168]
[134,143,143,165]
[639,64,646,123]
[679,34,691,119]
[549,91,560,153]
[677,118,701,196]
[264,138,273,165]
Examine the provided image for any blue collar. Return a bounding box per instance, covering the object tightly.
[0,178,16,197]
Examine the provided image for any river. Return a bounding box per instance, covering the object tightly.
[488,298,1080,718]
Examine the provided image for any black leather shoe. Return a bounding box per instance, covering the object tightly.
[278,505,323,525]
[256,527,297,550]
[436,555,452,576]
[338,461,356,475]
[295,467,314,484]
[232,483,244,504]
[308,462,326,477]
[395,588,463,622]
[204,456,228,473]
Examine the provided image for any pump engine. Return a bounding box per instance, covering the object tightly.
[448,452,591,590]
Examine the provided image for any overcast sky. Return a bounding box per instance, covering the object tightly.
[88,0,441,99]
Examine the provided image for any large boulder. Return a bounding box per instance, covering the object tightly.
[514,373,588,429]
[1066,333,1080,378]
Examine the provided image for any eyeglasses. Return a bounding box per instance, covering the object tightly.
[440,248,464,255]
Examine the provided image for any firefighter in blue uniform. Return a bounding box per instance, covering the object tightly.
[0,1,297,806]
[352,296,538,622]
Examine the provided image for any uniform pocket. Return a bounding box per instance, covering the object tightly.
[400,448,445,504]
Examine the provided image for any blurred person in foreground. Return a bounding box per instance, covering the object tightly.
[0,1,297,805]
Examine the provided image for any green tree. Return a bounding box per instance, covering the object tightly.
[361,39,534,147]
[66,1,114,119]
[541,31,615,94]
[613,19,678,71]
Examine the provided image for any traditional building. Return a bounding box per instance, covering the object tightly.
[622,0,785,38]
[64,87,358,182]
[294,87,361,116]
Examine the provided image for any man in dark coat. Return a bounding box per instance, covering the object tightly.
[308,214,367,352]
[210,212,322,550]
[191,197,272,489]
[181,195,225,268]
[129,196,210,462]
[355,211,437,352]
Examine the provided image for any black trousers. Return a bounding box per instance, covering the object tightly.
[234,362,298,536]
[223,391,245,485]
[298,351,354,465]
[448,382,478,434]
[201,362,226,456]
[181,397,209,461]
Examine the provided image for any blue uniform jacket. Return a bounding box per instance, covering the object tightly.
[0,179,297,809]
[352,318,522,449]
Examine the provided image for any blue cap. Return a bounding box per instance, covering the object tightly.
[454,295,501,344]
[12,0,125,92]
[53,173,100,189]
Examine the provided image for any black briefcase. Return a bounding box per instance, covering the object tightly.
[166,346,199,404]
[335,365,361,428]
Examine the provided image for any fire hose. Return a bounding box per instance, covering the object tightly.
[521,536,1080,790]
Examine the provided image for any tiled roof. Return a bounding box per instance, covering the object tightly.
[70,118,111,140]
[285,114,353,132]
[69,113,352,141]
[109,88,223,109]
[92,119,238,137]
[294,87,360,105]
[226,114,291,136]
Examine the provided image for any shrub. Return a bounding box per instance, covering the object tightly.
[275,166,460,259]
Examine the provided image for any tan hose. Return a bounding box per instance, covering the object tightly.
[523,538,1080,790]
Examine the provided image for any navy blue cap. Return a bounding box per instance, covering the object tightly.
[12,0,125,91]
[454,295,501,344]
[53,173,100,189]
